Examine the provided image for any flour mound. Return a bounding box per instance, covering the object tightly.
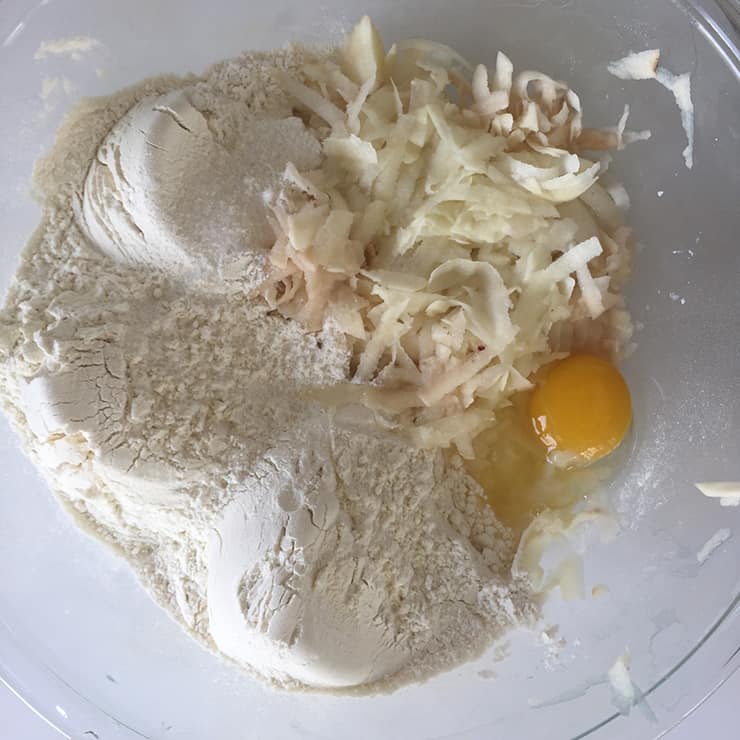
[0,44,533,692]
[81,88,321,291]
[207,417,530,691]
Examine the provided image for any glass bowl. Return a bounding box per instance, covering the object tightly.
[0,0,738,738]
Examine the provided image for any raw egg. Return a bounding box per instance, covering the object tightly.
[529,353,632,466]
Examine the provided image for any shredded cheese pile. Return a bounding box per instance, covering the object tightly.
[262,17,637,456]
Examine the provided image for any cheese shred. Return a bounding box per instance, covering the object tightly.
[263,17,638,454]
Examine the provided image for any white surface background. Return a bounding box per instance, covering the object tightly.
[2,669,738,739]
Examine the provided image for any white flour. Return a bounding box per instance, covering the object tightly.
[0,45,534,691]
[80,88,322,290]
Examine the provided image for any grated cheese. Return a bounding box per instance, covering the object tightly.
[262,17,638,454]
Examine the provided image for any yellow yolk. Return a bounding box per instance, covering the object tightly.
[529,354,632,465]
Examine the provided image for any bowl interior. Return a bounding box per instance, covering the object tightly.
[0,1,738,738]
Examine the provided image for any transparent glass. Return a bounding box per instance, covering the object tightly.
[0,1,738,738]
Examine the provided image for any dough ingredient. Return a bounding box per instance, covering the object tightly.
[0,41,532,692]
[34,35,102,61]
[263,26,637,457]
[607,49,694,169]
[529,353,632,466]
[695,481,740,507]
[80,88,322,290]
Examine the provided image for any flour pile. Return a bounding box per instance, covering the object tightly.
[81,88,322,288]
[0,44,533,691]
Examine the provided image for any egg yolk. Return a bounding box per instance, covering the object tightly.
[529,353,632,465]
